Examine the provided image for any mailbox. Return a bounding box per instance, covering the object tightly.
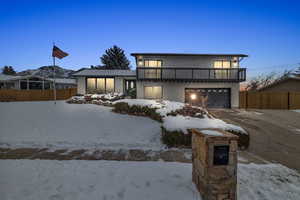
[191,128,238,200]
[213,145,229,165]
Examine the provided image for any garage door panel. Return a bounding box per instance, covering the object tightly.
[185,88,231,108]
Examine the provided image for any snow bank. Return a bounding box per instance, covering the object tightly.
[292,109,300,113]
[163,115,247,134]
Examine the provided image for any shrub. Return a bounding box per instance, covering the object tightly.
[227,130,250,150]
[161,127,191,148]
[113,102,131,113]
[112,102,162,122]
[127,88,136,99]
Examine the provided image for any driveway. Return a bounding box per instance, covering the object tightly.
[209,109,300,171]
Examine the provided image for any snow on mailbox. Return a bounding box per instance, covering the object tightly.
[191,128,238,200]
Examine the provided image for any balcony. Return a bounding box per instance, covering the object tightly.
[136,67,246,82]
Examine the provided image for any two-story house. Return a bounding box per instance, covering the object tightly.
[131,53,247,108]
[74,52,247,108]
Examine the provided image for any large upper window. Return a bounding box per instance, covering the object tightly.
[214,60,231,68]
[86,78,114,94]
[144,86,162,99]
[139,60,162,67]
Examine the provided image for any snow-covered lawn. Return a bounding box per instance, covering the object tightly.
[0,101,162,150]
[0,160,299,200]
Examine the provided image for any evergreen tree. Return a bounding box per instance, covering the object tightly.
[2,66,16,75]
[100,45,130,69]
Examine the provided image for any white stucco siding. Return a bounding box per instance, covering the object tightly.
[136,81,240,108]
[114,77,123,93]
[77,77,86,95]
[140,55,236,68]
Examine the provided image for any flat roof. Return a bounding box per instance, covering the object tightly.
[131,53,248,57]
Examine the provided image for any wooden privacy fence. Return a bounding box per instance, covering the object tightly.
[240,91,300,109]
[0,88,77,102]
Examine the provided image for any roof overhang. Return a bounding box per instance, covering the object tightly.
[131,53,248,57]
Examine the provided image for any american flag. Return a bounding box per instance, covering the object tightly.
[52,45,68,59]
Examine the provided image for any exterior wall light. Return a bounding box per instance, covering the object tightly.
[190,93,197,100]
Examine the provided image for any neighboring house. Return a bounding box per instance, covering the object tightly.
[0,74,76,90]
[132,53,247,108]
[259,76,300,92]
[72,70,136,95]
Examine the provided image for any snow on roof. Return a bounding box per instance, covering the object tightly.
[73,69,136,77]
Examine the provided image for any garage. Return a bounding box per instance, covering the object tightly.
[185,88,231,108]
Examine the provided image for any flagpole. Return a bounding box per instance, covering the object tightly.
[52,43,57,104]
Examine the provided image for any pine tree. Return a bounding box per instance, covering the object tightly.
[2,66,16,75]
[100,45,130,69]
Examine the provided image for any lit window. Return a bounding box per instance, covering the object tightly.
[144,60,162,67]
[214,60,231,68]
[96,78,105,93]
[87,78,96,93]
[105,78,114,93]
[87,78,114,94]
[144,86,162,99]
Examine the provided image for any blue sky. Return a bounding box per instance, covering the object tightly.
[0,0,299,78]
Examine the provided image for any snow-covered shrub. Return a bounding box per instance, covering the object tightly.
[87,92,124,102]
[66,96,86,104]
[161,127,191,148]
[166,105,210,118]
[226,130,249,149]
[113,102,162,122]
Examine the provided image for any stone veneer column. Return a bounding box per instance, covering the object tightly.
[191,128,238,200]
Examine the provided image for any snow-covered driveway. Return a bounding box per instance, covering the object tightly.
[0,160,300,200]
[0,101,162,150]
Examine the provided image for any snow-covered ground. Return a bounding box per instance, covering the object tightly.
[0,160,299,200]
[163,115,247,134]
[114,99,247,134]
[293,109,300,113]
[0,101,162,150]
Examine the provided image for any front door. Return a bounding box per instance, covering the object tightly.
[124,80,136,95]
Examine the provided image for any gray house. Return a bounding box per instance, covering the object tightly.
[74,53,247,108]
[132,53,247,108]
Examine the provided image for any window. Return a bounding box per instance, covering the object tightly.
[214,60,231,79]
[144,60,162,67]
[86,78,114,93]
[214,60,231,68]
[87,78,96,93]
[96,78,105,93]
[144,86,162,99]
[105,78,114,93]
